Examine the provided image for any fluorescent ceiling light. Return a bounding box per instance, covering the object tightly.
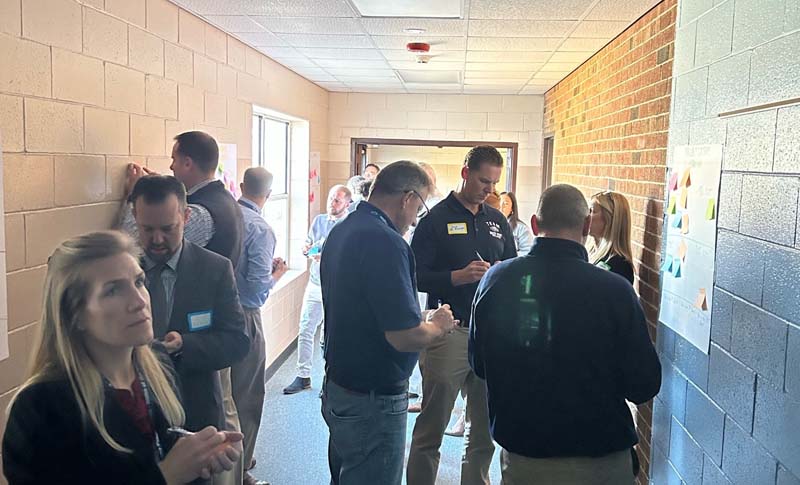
[397,69,461,84]
[350,0,462,18]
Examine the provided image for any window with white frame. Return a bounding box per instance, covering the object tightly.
[252,113,290,262]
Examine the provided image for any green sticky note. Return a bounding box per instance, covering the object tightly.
[667,196,677,215]
[706,198,716,220]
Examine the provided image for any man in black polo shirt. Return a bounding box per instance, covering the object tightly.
[407,146,517,485]
[469,184,661,483]
[321,161,457,485]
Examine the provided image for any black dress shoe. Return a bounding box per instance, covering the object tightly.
[283,376,311,394]
[244,472,270,485]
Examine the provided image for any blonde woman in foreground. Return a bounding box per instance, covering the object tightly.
[588,191,636,284]
[2,231,242,485]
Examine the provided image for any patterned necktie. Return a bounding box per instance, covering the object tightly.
[147,263,168,338]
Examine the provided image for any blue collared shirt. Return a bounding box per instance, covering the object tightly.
[307,213,340,286]
[235,197,278,309]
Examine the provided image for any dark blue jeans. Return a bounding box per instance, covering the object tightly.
[322,378,409,485]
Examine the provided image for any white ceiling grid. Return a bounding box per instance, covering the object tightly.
[172,0,661,94]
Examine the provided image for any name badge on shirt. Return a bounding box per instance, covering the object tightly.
[187,310,213,332]
[447,222,468,235]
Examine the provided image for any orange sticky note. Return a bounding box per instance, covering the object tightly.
[679,188,688,210]
[694,288,708,311]
[678,240,688,261]
[668,171,679,191]
[680,168,692,188]
[681,213,689,234]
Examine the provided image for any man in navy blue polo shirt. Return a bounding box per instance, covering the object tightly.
[321,161,457,485]
[469,184,661,483]
[407,146,517,485]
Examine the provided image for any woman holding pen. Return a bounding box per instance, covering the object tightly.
[3,231,242,485]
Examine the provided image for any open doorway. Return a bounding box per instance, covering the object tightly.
[350,138,519,197]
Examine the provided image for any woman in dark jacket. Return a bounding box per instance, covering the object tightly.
[588,191,635,284]
[3,231,242,485]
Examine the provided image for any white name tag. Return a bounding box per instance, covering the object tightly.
[187,310,213,332]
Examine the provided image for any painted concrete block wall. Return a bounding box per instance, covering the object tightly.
[651,0,800,483]
[0,2,331,475]
[327,93,545,220]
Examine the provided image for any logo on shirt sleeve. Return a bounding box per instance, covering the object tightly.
[447,222,468,235]
[486,221,503,240]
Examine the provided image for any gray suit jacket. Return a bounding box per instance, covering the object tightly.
[159,241,249,431]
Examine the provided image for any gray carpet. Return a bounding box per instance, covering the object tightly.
[250,334,502,484]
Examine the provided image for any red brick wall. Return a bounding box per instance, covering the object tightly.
[543,1,676,482]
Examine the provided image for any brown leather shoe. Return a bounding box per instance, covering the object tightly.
[408,401,421,413]
[243,472,270,485]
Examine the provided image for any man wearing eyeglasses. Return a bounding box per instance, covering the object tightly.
[407,146,518,485]
[320,161,457,485]
[282,184,352,395]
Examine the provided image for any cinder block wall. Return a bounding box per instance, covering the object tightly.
[650,0,800,483]
[0,1,330,478]
[543,1,677,481]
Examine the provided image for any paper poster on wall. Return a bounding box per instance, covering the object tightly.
[216,143,239,198]
[309,151,321,214]
[658,144,723,354]
[0,137,8,360]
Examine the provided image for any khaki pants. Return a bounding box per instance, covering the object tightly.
[212,368,244,485]
[407,328,495,485]
[232,307,267,470]
[500,449,634,485]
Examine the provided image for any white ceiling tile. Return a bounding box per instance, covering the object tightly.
[466,62,544,71]
[272,57,319,68]
[297,47,384,59]
[465,51,552,62]
[520,85,551,94]
[326,68,397,77]
[277,33,373,48]
[236,32,286,46]
[463,85,522,94]
[388,60,465,71]
[381,49,465,61]
[571,20,631,37]
[316,82,350,91]
[291,67,331,77]
[315,59,391,69]
[468,20,576,37]
[204,15,266,33]
[538,62,579,72]
[531,71,569,81]
[469,0,596,20]
[548,51,595,63]
[251,17,363,34]
[350,0,462,18]
[255,46,304,58]
[407,85,463,92]
[586,0,660,21]
[463,78,527,85]
[467,37,562,51]
[559,37,610,52]
[254,0,355,17]
[371,35,466,50]
[464,71,532,79]
[359,18,468,36]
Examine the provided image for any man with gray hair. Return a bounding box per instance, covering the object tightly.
[233,167,288,485]
[468,184,661,484]
[321,161,457,484]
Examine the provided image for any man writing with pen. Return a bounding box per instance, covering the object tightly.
[407,146,518,485]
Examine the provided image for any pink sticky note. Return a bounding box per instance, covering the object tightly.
[668,171,679,191]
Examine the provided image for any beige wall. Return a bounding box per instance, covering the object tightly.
[327,92,545,218]
[0,0,330,465]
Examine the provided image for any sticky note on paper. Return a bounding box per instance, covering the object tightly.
[680,168,692,188]
[661,256,673,273]
[678,240,688,261]
[681,213,689,234]
[694,288,708,311]
[671,215,682,229]
[668,172,679,191]
[706,198,716,220]
[672,257,682,277]
[679,188,688,210]
[667,196,677,214]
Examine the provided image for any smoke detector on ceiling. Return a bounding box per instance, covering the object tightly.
[407,42,432,63]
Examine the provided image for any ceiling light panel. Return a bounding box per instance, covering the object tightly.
[297,47,385,59]
[204,15,266,32]
[468,20,576,38]
[397,70,461,84]
[350,0,462,18]
[277,34,373,48]
[381,49,465,61]
[468,0,596,20]
[571,20,632,37]
[468,37,562,52]
[251,17,363,34]
[360,18,467,36]
[465,51,552,62]
[236,32,286,46]
[586,0,660,21]
[252,0,355,17]
[371,35,467,50]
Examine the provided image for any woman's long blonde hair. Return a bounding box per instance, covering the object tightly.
[589,191,635,268]
[10,230,184,452]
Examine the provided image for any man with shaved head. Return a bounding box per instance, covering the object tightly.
[468,184,661,484]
